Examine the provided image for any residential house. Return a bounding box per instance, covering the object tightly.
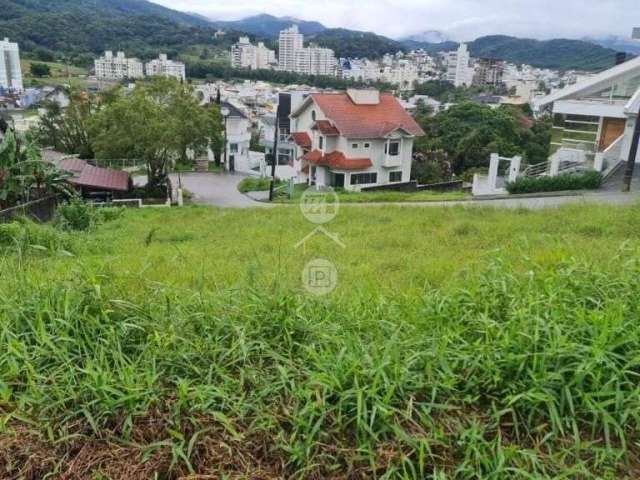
[58,159,131,199]
[534,55,640,175]
[218,102,252,173]
[287,89,425,190]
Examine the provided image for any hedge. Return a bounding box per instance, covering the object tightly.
[506,171,602,194]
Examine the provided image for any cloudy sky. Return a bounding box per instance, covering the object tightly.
[152,0,638,40]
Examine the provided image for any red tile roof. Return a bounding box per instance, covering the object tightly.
[312,120,340,136]
[290,132,312,149]
[302,150,372,171]
[72,165,130,192]
[307,93,425,139]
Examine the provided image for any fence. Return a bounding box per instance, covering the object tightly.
[0,196,59,224]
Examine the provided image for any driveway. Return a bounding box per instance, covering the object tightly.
[170,172,270,208]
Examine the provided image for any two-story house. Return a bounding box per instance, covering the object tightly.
[288,89,425,190]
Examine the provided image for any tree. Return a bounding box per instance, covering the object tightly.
[91,78,220,192]
[36,90,94,158]
[30,62,51,77]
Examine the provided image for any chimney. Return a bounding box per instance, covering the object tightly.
[346,88,380,105]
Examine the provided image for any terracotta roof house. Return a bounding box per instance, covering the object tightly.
[58,159,131,198]
[288,88,425,190]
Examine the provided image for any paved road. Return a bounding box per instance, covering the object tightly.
[171,172,268,208]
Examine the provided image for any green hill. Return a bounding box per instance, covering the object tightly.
[309,28,404,59]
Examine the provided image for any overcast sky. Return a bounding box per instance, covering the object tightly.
[151,0,638,40]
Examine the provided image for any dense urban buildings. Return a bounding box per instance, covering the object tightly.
[145,54,186,81]
[94,51,144,80]
[230,37,276,70]
[0,37,23,92]
[474,58,505,87]
[278,25,305,72]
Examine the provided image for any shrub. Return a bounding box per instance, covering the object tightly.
[55,197,96,231]
[0,219,72,253]
[238,177,280,193]
[506,171,602,194]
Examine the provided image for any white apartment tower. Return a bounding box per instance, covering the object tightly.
[446,43,473,87]
[0,38,23,92]
[146,53,186,81]
[231,37,276,70]
[279,25,304,72]
[94,51,144,80]
[295,46,337,76]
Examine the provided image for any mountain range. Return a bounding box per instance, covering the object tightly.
[0,0,631,71]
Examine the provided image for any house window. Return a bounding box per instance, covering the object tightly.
[352,143,359,149]
[319,136,324,150]
[278,148,292,165]
[279,127,289,142]
[385,141,400,156]
[389,171,402,182]
[311,110,317,121]
[364,143,371,149]
[229,143,238,153]
[350,172,378,185]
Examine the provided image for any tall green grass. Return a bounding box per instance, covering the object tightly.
[2,205,640,478]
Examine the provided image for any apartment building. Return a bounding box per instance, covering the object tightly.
[94,51,144,80]
[145,54,186,81]
[473,58,505,87]
[0,38,23,92]
[230,37,276,70]
[445,43,473,87]
[278,25,304,72]
[294,45,337,76]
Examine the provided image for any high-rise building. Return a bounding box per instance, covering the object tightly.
[94,51,144,80]
[230,37,276,70]
[278,25,304,72]
[145,53,186,81]
[294,46,337,76]
[445,43,473,87]
[0,37,23,92]
[473,58,505,87]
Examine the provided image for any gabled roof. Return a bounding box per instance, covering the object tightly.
[73,165,130,192]
[220,101,249,119]
[59,158,88,174]
[292,92,425,139]
[290,132,312,149]
[534,56,640,112]
[302,150,373,171]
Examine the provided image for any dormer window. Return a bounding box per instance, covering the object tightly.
[318,136,324,150]
[311,110,317,121]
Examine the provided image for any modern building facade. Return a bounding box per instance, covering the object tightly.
[473,58,505,87]
[287,89,425,190]
[278,26,337,77]
[94,51,144,80]
[0,38,23,92]
[145,54,186,81]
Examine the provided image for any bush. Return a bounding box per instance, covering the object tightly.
[506,171,602,194]
[54,198,123,231]
[0,219,72,253]
[238,177,277,193]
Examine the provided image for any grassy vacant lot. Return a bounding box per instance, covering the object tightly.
[2,203,640,478]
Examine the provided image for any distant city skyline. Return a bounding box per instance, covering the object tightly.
[151,0,637,41]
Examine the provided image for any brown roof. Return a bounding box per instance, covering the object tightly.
[312,120,340,136]
[290,132,312,149]
[303,150,372,171]
[72,164,130,192]
[59,158,88,175]
[306,93,425,139]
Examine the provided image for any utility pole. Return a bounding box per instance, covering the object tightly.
[622,28,640,192]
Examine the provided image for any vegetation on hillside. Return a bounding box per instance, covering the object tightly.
[2,204,640,478]
[309,28,405,59]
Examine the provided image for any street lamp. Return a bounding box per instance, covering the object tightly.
[220,106,230,172]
